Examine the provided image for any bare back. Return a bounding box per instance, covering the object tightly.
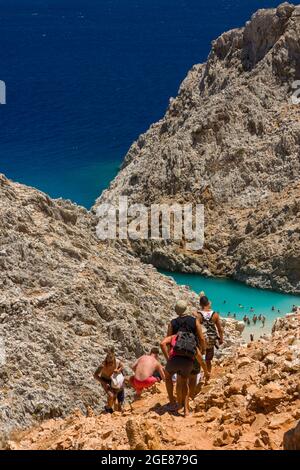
[134,355,159,381]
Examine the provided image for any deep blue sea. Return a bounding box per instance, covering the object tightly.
[0,0,282,208]
[1,0,299,317]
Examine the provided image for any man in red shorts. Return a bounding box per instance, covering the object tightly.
[129,348,165,397]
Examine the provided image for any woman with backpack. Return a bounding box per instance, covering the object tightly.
[161,300,206,416]
[198,293,224,375]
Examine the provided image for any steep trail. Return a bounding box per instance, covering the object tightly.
[8,314,300,451]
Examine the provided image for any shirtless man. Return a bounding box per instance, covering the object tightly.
[129,348,165,397]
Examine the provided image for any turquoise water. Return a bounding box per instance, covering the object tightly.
[161,271,300,335]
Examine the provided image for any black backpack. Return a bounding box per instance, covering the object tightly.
[173,318,197,358]
[173,331,197,358]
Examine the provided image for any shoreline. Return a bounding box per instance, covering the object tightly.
[240,310,300,342]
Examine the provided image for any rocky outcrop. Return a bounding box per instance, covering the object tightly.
[0,174,244,436]
[8,314,300,450]
[94,3,300,294]
[126,418,163,450]
[0,174,196,434]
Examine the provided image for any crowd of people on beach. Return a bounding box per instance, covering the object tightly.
[226,304,288,328]
[94,293,223,417]
[241,313,266,327]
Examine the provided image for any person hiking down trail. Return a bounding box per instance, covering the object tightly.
[198,293,224,375]
[94,348,125,413]
[129,347,165,398]
[167,303,210,400]
[164,300,206,415]
[160,333,207,417]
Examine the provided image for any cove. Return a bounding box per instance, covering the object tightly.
[160,270,300,339]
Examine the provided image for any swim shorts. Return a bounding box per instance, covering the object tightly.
[166,356,194,378]
[130,376,160,393]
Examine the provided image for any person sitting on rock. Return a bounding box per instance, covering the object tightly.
[129,347,165,398]
[94,348,125,413]
[166,301,206,402]
[160,333,207,417]
[198,293,224,375]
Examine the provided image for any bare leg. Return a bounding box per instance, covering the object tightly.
[181,378,190,417]
[193,381,203,398]
[206,360,212,374]
[189,375,197,399]
[165,371,176,405]
[100,380,114,411]
[107,390,114,409]
[176,376,183,408]
[195,348,210,383]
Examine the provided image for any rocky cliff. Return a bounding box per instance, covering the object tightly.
[0,174,194,434]
[95,2,300,294]
[0,174,243,436]
[8,314,300,451]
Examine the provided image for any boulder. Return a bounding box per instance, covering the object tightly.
[251,414,268,432]
[268,413,293,430]
[204,407,223,422]
[237,357,253,369]
[249,383,285,412]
